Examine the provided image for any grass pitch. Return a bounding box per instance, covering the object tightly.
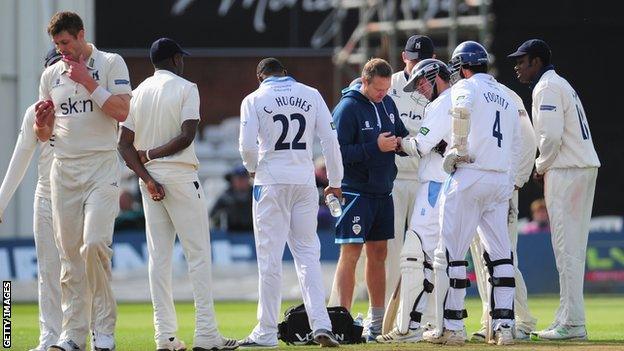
[9,296,624,350]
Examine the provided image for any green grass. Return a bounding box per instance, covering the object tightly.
[8,296,624,350]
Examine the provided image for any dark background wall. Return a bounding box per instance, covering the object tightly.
[491,0,623,217]
[97,0,622,218]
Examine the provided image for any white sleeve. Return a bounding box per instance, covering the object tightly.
[314,91,343,188]
[515,112,537,187]
[509,106,523,188]
[120,88,137,131]
[106,54,133,95]
[0,107,38,219]
[451,79,476,113]
[39,68,51,100]
[533,85,564,174]
[181,84,201,122]
[238,95,260,173]
[416,104,451,155]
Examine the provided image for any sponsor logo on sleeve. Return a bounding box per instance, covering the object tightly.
[419,127,430,135]
[330,121,336,130]
[540,104,557,111]
[114,79,130,85]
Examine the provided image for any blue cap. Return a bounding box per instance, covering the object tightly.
[44,48,62,68]
[508,39,551,61]
[225,165,248,181]
[149,38,190,64]
[404,35,434,61]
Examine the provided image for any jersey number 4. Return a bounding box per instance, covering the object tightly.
[273,113,307,150]
[492,110,503,148]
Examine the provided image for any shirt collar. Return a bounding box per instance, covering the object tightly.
[154,69,178,77]
[530,64,555,89]
[261,75,295,86]
[61,43,98,73]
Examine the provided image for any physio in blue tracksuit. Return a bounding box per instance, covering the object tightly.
[331,58,409,339]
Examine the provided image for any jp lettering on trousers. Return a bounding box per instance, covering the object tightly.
[2,281,10,349]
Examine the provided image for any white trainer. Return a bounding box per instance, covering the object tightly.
[92,332,115,351]
[422,328,464,345]
[376,327,423,343]
[514,327,531,340]
[492,325,514,345]
[471,327,486,342]
[47,339,81,351]
[534,325,587,340]
[156,337,187,351]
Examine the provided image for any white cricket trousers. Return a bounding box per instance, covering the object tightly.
[470,189,537,333]
[139,179,221,347]
[545,167,597,326]
[51,151,119,348]
[386,179,418,301]
[34,195,62,347]
[436,168,514,331]
[250,184,332,345]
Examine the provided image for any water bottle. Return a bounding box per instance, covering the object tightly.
[325,194,342,218]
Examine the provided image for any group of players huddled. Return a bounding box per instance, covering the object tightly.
[0,9,599,351]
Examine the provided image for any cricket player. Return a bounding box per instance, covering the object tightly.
[509,39,600,340]
[376,59,452,343]
[0,49,62,351]
[34,12,131,351]
[469,84,538,341]
[238,58,343,348]
[332,58,409,341]
[118,38,238,351]
[429,41,522,346]
[385,35,435,303]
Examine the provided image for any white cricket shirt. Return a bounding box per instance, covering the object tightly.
[415,88,451,183]
[0,105,53,216]
[38,44,132,159]
[451,74,521,173]
[239,76,343,187]
[532,69,600,174]
[389,70,426,179]
[122,70,200,184]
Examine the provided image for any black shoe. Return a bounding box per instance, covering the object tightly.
[313,329,340,347]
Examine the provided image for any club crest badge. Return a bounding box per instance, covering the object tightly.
[352,224,362,235]
[389,113,395,124]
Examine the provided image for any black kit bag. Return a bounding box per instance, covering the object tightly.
[277,303,364,345]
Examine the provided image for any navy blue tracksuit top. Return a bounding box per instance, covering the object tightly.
[332,84,409,197]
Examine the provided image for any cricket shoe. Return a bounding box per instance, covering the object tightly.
[313,329,339,347]
[192,336,239,350]
[422,322,435,332]
[363,328,381,343]
[422,328,464,346]
[530,320,560,339]
[376,327,423,343]
[92,332,115,351]
[157,336,187,351]
[47,339,81,351]
[532,325,587,341]
[514,328,531,340]
[492,324,514,345]
[471,327,486,342]
[237,337,277,349]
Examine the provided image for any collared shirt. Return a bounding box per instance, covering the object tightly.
[39,44,132,159]
[239,76,343,187]
[122,70,201,184]
[416,89,452,183]
[531,69,600,173]
[450,73,522,174]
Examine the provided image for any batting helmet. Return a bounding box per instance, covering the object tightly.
[448,41,489,83]
[403,58,451,93]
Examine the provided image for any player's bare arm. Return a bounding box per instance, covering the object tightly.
[141,119,199,161]
[63,54,131,122]
[118,126,165,201]
[34,100,55,141]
